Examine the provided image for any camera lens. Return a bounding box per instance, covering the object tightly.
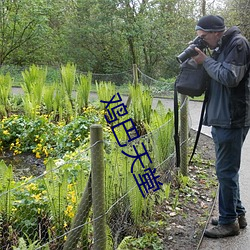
[176,37,208,63]
[176,45,198,63]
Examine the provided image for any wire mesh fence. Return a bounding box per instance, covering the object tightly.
[0,65,190,249]
[0,64,174,97]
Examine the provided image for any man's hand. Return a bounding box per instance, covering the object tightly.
[192,47,207,64]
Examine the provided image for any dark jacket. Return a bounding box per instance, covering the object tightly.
[203,26,250,128]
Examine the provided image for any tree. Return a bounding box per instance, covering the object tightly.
[66,0,199,78]
[0,0,231,79]
[220,0,250,39]
[63,0,129,73]
[0,0,49,65]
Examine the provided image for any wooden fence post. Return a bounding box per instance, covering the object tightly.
[180,94,188,176]
[133,63,138,86]
[126,64,138,108]
[91,124,106,250]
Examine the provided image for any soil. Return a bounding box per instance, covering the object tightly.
[159,130,217,250]
[0,152,45,180]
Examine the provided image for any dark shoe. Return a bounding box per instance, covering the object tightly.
[238,215,247,228]
[204,222,240,238]
[211,214,247,229]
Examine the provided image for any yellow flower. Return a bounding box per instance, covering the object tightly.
[71,195,76,204]
[3,130,9,135]
[26,183,37,191]
[42,147,49,157]
[14,149,22,155]
[36,152,41,159]
[65,205,74,218]
[32,193,42,201]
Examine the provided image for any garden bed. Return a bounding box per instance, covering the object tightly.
[0,152,45,180]
[0,121,217,250]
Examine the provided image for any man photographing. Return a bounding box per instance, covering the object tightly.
[192,15,250,238]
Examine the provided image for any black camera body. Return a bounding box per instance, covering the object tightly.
[176,36,208,63]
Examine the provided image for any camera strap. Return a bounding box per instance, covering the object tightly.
[189,91,208,164]
[174,82,181,168]
[174,85,208,168]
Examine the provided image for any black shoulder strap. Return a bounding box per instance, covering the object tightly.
[189,91,208,164]
[174,80,180,168]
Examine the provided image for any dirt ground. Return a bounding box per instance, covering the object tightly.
[159,130,217,250]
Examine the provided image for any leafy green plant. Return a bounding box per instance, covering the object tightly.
[117,233,163,250]
[60,62,76,103]
[178,173,191,189]
[13,236,44,250]
[42,159,69,247]
[0,115,57,157]
[0,161,15,222]
[0,73,12,117]
[21,65,47,118]
[172,190,180,210]
[12,176,49,241]
[129,83,152,125]
[52,83,66,121]
[0,161,17,248]
[145,100,174,164]
[0,111,100,158]
[105,130,155,248]
[76,72,92,112]
[43,84,56,114]
[156,183,171,204]
[96,81,116,110]
[51,81,74,122]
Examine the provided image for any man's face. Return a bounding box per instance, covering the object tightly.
[196,30,222,49]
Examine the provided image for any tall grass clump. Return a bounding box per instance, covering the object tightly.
[0,161,14,222]
[76,72,92,113]
[129,83,152,124]
[0,73,12,117]
[21,65,47,118]
[145,100,175,165]
[43,84,56,114]
[104,122,154,247]
[96,81,116,110]
[60,63,76,103]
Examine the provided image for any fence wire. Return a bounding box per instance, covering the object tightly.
[0,67,191,249]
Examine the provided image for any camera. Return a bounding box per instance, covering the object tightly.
[176,36,208,64]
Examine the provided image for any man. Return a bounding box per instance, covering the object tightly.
[192,15,250,238]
